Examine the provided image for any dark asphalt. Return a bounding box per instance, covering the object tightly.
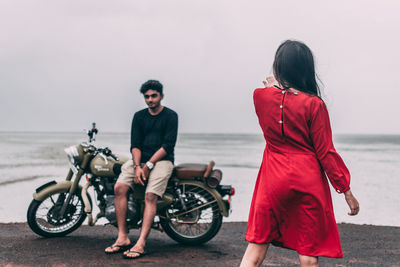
[0,222,399,266]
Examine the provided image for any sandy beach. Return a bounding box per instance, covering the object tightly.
[0,222,399,266]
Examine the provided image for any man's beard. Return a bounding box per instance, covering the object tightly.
[148,103,159,110]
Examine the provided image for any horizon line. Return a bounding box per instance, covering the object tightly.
[1,130,400,136]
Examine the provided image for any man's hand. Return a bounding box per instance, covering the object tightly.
[142,165,150,179]
[344,189,360,216]
[134,166,147,186]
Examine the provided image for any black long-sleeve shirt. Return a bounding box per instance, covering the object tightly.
[130,107,178,163]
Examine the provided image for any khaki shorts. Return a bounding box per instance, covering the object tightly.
[116,159,173,197]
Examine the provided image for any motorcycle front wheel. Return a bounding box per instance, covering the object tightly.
[27,191,90,237]
[160,183,223,245]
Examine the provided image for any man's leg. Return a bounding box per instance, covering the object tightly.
[124,160,173,258]
[105,160,136,253]
[105,183,132,252]
[124,192,157,257]
[115,183,132,242]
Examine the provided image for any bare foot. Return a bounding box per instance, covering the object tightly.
[123,243,146,259]
[105,238,131,254]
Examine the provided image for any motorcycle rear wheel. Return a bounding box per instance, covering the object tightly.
[160,183,223,245]
[27,191,90,237]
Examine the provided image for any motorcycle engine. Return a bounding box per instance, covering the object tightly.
[105,195,139,227]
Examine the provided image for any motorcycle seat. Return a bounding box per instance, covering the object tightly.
[174,161,215,179]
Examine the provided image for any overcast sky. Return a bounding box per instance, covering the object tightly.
[1,0,399,134]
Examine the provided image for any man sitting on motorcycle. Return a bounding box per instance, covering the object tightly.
[105,79,178,259]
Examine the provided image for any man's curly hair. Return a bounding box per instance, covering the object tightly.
[140,80,163,95]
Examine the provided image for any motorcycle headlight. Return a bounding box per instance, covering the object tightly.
[64,145,83,166]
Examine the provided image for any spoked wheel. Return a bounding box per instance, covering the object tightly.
[27,191,89,237]
[160,183,223,244]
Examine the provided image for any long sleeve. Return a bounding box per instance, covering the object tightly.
[130,113,143,152]
[161,112,178,155]
[309,99,350,193]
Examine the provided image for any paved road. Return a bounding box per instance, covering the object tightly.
[0,222,399,266]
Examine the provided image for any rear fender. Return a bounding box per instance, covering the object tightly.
[33,181,82,201]
[178,180,229,217]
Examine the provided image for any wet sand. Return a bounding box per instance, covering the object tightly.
[0,222,399,266]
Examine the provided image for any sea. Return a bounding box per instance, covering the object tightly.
[0,132,399,227]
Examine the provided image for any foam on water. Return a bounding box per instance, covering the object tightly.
[0,132,399,226]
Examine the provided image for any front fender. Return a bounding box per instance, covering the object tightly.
[178,180,229,217]
[33,181,82,201]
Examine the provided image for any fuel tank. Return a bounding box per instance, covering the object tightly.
[89,154,127,177]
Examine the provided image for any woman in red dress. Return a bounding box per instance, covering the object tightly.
[240,40,360,267]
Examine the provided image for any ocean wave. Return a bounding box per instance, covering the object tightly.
[338,146,400,152]
[0,162,65,169]
[217,164,259,169]
[0,175,52,186]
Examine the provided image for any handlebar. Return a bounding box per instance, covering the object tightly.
[97,147,119,161]
[83,124,119,161]
[109,153,118,161]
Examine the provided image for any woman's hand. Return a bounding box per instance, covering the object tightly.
[263,76,278,88]
[344,189,360,216]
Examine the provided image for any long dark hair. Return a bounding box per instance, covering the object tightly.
[273,40,321,97]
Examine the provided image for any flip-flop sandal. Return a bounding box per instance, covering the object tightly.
[104,244,132,254]
[122,249,146,259]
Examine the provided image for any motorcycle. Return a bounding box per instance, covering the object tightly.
[27,126,235,244]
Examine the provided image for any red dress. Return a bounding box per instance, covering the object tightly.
[245,86,351,258]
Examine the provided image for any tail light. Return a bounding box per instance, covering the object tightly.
[218,185,234,196]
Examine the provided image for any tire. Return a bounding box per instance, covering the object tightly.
[27,191,89,237]
[160,183,223,245]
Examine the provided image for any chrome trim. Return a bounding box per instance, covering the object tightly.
[64,146,80,173]
[99,153,109,165]
[64,146,79,164]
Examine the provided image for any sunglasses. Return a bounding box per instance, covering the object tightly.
[144,93,159,99]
